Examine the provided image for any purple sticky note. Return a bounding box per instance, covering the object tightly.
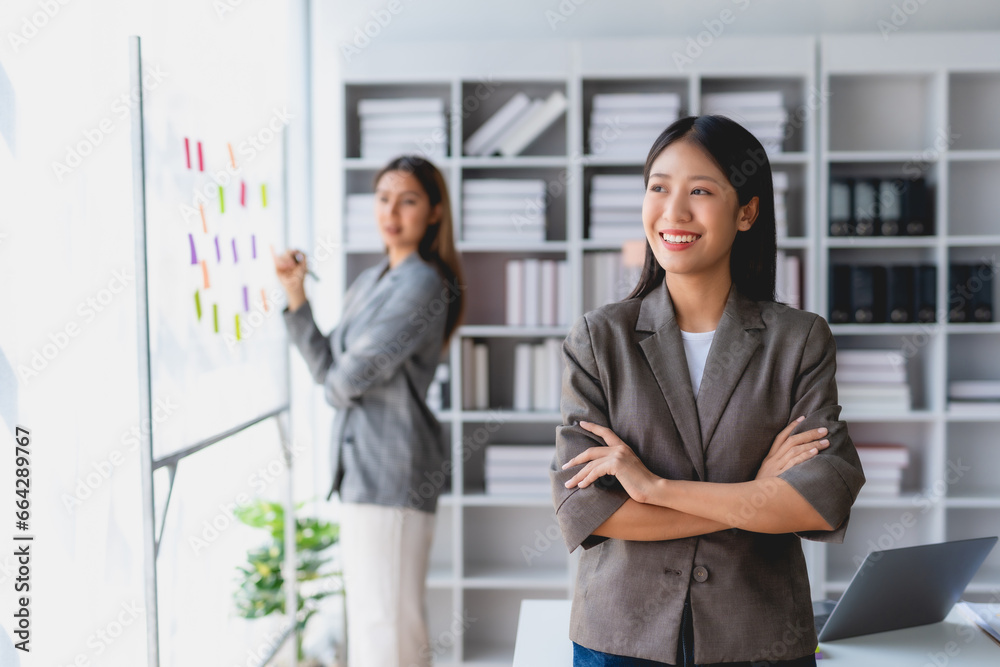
[232,238,238,263]
[189,234,198,265]
[243,286,249,312]
[214,236,221,262]
[251,235,257,259]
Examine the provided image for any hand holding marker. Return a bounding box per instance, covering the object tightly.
[293,251,320,281]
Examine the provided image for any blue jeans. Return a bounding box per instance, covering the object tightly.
[572,599,818,667]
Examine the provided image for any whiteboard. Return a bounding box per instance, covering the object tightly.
[140,99,289,460]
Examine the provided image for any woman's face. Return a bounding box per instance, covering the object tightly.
[374,169,440,255]
[642,139,757,283]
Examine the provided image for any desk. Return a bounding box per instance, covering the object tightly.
[513,599,1000,666]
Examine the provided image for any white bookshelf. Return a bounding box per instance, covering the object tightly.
[335,33,1000,664]
[819,32,1000,603]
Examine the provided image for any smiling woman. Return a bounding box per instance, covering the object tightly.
[551,116,865,667]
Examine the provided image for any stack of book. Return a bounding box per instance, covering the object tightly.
[514,339,564,412]
[701,91,788,154]
[463,90,568,157]
[829,177,931,237]
[343,193,380,246]
[948,380,1000,414]
[357,97,447,160]
[505,258,570,326]
[829,264,937,324]
[855,443,910,498]
[836,349,911,414]
[588,173,645,242]
[461,339,490,410]
[773,171,790,238]
[484,444,556,496]
[588,92,681,158]
[462,179,547,243]
[775,250,802,310]
[583,251,643,312]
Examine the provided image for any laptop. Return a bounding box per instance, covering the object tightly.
[813,536,998,642]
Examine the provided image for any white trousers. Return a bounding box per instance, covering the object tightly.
[339,502,436,667]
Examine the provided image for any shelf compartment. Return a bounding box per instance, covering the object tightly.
[461,588,569,665]
[832,333,937,412]
[825,162,938,240]
[344,82,452,159]
[850,422,936,500]
[581,77,689,158]
[947,160,1000,236]
[827,74,938,153]
[463,506,568,577]
[945,424,1000,503]
[946,509,1000,591]
[459,421,556,495]
[946,246,998,325]
[700,76,812,153]
[461,166,568,242]
[949,73,1000,151]
[826,507,939,584]
[459,251,568,326]
[460,80,568,158]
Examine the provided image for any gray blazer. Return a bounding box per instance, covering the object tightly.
[551,281,865,664]
[283,251,451,512]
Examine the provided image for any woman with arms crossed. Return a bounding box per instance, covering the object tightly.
[275,155,463,667]
[552,116,864,666]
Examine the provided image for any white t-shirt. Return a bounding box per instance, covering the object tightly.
[680,329,716,397]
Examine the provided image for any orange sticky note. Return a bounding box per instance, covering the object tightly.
[227,142,236,169]
[199,203,207,234]
[201,259,210,289]
[261,288,269,312]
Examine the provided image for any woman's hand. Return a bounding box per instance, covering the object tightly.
[755,416,830,480]
[563,421,661,504]
[273,249,307,312]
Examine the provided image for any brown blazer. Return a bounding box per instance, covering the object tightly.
[551,281,865,664]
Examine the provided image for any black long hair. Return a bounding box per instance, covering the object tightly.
[374,155,465,347]
[625,115,777,303]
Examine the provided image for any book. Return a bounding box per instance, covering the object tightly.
[474,343,489,410]
[513,343,533,411]
[886,265,916,323]
[855,443,910,467]
[506,260,524,326]
[462,339,475,409]
[523,258,540,327]
[485,480,553,496]
[701,90,783,109]
[357,97,444,115]
[360,113,445,130]
[829,179,853,236]
[496,90,568,157]
[851,266,887,323]
[478,98,542,156]
[541,260,557,327]
[463,178,546,196]
[532,344,549,412]
[557,261,570,327]
[948,381,1000,401]
[591,174,646,191]
[852,179,879,236]
[837,349,906,369]
[463,92,531,156]
[592,92,681,109]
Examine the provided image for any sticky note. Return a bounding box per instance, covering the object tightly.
[194,290,202,320]
[201,260,210,289]
[199,203,207,234]
[188,234,198,264]
[251,234,257,259]
[243,286,249,312]
[232,238,238,263]
[261,184,268,208]
[235,314,241,341]
[197,141,204,172]
[213,304,219,333]
[228,142,236,169]
[219,186,225,213]
[261,288,269,312]
[214,236,221,262]
[240,181,246,207]
[184,138,191,169]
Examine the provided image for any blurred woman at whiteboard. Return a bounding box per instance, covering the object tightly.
[275,155,464,667]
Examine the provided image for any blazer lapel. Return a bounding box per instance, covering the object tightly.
[696,285,764,450]
[635,281,706,481]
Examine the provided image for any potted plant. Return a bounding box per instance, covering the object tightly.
[233,499,343,666]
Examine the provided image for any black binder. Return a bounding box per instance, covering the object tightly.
[886,265,915,323]
[852,265,887,323]
[915,264,937,323]
[971,262,994,323]
[949,264,971,323]
[829,264,852,323]
[829,179,853,237]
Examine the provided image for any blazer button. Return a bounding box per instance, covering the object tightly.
[692,566,709,583]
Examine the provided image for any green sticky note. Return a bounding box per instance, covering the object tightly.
[261,183,268,208]
[235,314,241,341]
[195,291,202,320]
[219,186,225,213]
[213,304,219,333]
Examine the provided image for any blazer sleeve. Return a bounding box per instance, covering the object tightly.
[284,269,447,409]
[551,315,630,552]
[778,315,866,543]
